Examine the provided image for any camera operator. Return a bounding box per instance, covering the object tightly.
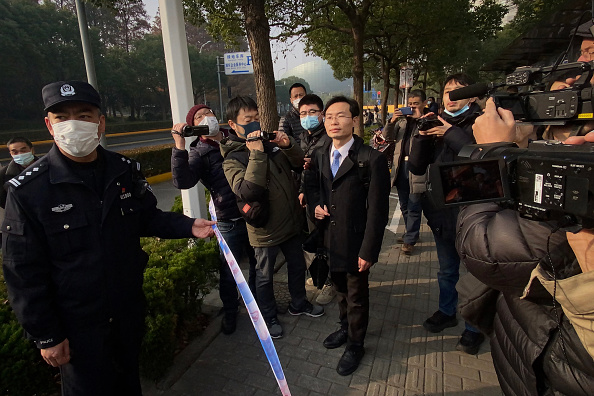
[171,104,257,335]
[407,73,485,354]
[458,101,594,394]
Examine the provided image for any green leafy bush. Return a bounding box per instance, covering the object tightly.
[139,237,219,380]
[0,265,58,396]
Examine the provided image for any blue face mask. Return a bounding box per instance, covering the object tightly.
[444,103,470,118]
[300,115,320,131]
[235,121,261,138]
[13,151,34,166]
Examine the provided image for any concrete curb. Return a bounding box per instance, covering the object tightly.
[147,172,172,184]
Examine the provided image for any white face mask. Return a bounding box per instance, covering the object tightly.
[198,115,220,137]
[292,98,301,109]
[52,120,100,157]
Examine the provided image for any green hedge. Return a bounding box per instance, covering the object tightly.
[0,263,59,396]
[139,237,219,380]
[120,144,173,178]
[0,234,220,391]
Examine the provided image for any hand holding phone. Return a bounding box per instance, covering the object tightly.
[399,107,414,116]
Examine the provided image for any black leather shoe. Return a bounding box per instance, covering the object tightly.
[323,328,348,349]
[221,311,238,335]
[337,346,365,376]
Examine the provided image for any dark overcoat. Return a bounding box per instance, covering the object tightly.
[304,135,390,272]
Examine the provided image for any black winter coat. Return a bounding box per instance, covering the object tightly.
[456,203,594,395]
[281,107,305,145]
[171,136,241,221]
[299,124,330,194]
[408,103,481,235]
[2,145,195,348]
[304,136,391,271]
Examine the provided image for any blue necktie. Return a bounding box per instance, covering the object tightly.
[331,150,341,177]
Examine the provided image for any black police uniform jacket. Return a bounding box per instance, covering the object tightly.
[2,145,195,349]
[304,135,391,272]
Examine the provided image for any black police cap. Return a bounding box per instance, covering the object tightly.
[576,20,594,38]
[42,81,101,112]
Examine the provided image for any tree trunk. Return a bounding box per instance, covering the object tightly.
[129,97,135,120]
[351,19,365,137]
[242,0,279,133]
[422,66,428,92]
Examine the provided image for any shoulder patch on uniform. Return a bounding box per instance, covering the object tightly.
[7,164,48,189]
[114,152,140,170]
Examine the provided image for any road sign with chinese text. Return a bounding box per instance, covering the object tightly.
[224,52,253,75]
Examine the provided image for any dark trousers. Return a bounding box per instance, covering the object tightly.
[395,161,421,245]
[331,270,370,347]
[253,234,307,320]
[218,219,257,313]
[60,319,143,396]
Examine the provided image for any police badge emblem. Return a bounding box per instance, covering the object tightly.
[60,84,76,97]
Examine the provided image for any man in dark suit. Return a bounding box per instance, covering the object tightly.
[304,96,390,375]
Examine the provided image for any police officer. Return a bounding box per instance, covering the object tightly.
[1,81,215,396]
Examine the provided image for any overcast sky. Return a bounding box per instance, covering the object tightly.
[143,0,321,79]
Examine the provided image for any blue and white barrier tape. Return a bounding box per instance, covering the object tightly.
[208,200,291,396]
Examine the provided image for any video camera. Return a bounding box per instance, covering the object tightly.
[449,61,594,126]
[246,131,277,142]
[427,141,594,229]
[178,125,210,137]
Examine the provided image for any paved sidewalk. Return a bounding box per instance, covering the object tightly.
[143,187,502,396]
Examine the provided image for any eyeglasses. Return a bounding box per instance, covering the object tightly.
[325,115,352,122]
[580,48,594,60]
[194,109,214,120]
[299,109,321,117]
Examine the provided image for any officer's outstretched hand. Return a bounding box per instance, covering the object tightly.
[41,339,70,367]
[192,218,216,238]
[473,97,516,144]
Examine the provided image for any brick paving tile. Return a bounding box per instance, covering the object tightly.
[366,382,387,396]
[384,385,407,396]
[317,366,353,386]
[142,190,503,395]
[296,373,332,394]
[329,382,366,396]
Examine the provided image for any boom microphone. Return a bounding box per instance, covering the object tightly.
[448,82,503,101]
